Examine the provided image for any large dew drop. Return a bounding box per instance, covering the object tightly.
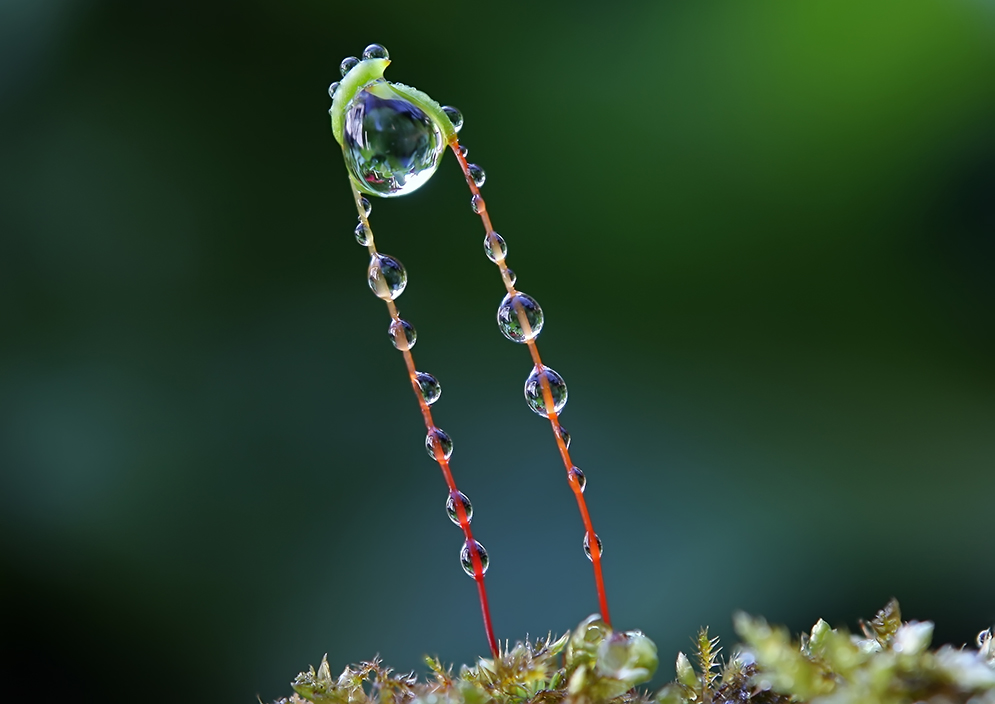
[388,318,416,350]
[460,539,489,577]
[343,86,445,197]
[524,364,567,418]
[446,490,473,525]
[496,292,544,342]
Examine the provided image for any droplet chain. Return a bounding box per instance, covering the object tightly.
[348,177,499,658]
[448,139,612,627]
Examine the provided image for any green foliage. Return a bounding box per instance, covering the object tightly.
[283,602,995,704]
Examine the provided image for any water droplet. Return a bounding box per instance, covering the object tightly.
[460,539,489,577]
[368,253,407,300]
[388,319,417,350]
[583,532,603,561]
[340,56,360,76]
[354,220,371,246]
[496,292,544,342]
[459,145,468,157]
[343,86,445,197]
[425,427,453,460]
[483,233,507,262]
[414,371,441,405]
[362,43,389,60]
[328,81,340,98]
[505,268,517,286]
[558,425,571,449]
[442,105,463,132]
[467,163,486,188]
[359,197,372,217]
[446,490,473,525]
[569,466,586,492]
[471,194,485,214]
[524,364,568,418]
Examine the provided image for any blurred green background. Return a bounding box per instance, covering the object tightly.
[2,1,994,702]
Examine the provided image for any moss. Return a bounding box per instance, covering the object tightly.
[280,602,994,704]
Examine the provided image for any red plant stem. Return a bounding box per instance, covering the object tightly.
[349,180,500,658]
[448,139,612,627]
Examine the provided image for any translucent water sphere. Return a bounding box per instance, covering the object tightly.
[359,196,372,217]
[569,466,586,492]
[483,232,507,262]
[425,427,453,460]
[362,43,389,60]
[368,253,407,300]
[505,268,517,286]
[388,318,416,350]
[442,105,463,132]
[583,532,603,561]
[328,81,340,98]
[467,163,486,187]
[354,220,370,245]
[340,56,360,76]
[414,371,441,405]
[471,194,485,214]
[558,425,572,449]
[343,86,445,197]
[497,292,544,342]
[524,364,568,418]
[446,491,473,525]
[460,539,489,577]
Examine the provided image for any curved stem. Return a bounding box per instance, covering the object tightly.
[447,140,611,627]
[348,179,500,658]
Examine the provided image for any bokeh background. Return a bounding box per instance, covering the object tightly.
[2,1,994,702]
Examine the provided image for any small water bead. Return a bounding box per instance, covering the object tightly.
[340,56,360,76]
[471,194,486,214]
[445,490,473,525]
[460,539,490,577]
[368,253,407,300]
[388,318,417,350]
[442,105,463,132]
[458,145,468,157]
[483,232,507,262]
[359,197,372,217]
[569,466,586,492]
[425,427,453,460]
[467,163,486,188]
[343,85,446,197]
[505,268,517,286]
[362,43,389,60]
[414,371,441,405]
[583,532,603,561]
[328,81,340,99]
[496,292,544,342]
[354,220,371,245]
[524,364,568,418]
[558,425,572,449]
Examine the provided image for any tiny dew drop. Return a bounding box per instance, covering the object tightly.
[460,539,490,577]
[362,43,389,60]
[524,364,568,418]
[425,427,453,460]
[583,532,603,561]
[368,253,407,300]
[414,371,442,405]
[505,268,517,286]
[388,318,417,350]
[340,56,360,76]
[446,490,473,525]
[359,197,372,217]
[459,145,468,157]
[496,292,544,342]
[471,194,485,214]
[569,466,587,492]
[354,220,371,245]
[328,81,340,98]
[483,232,507,262]
[442,105,463,132]
[558,425,572,449]
[467,163,486,188]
